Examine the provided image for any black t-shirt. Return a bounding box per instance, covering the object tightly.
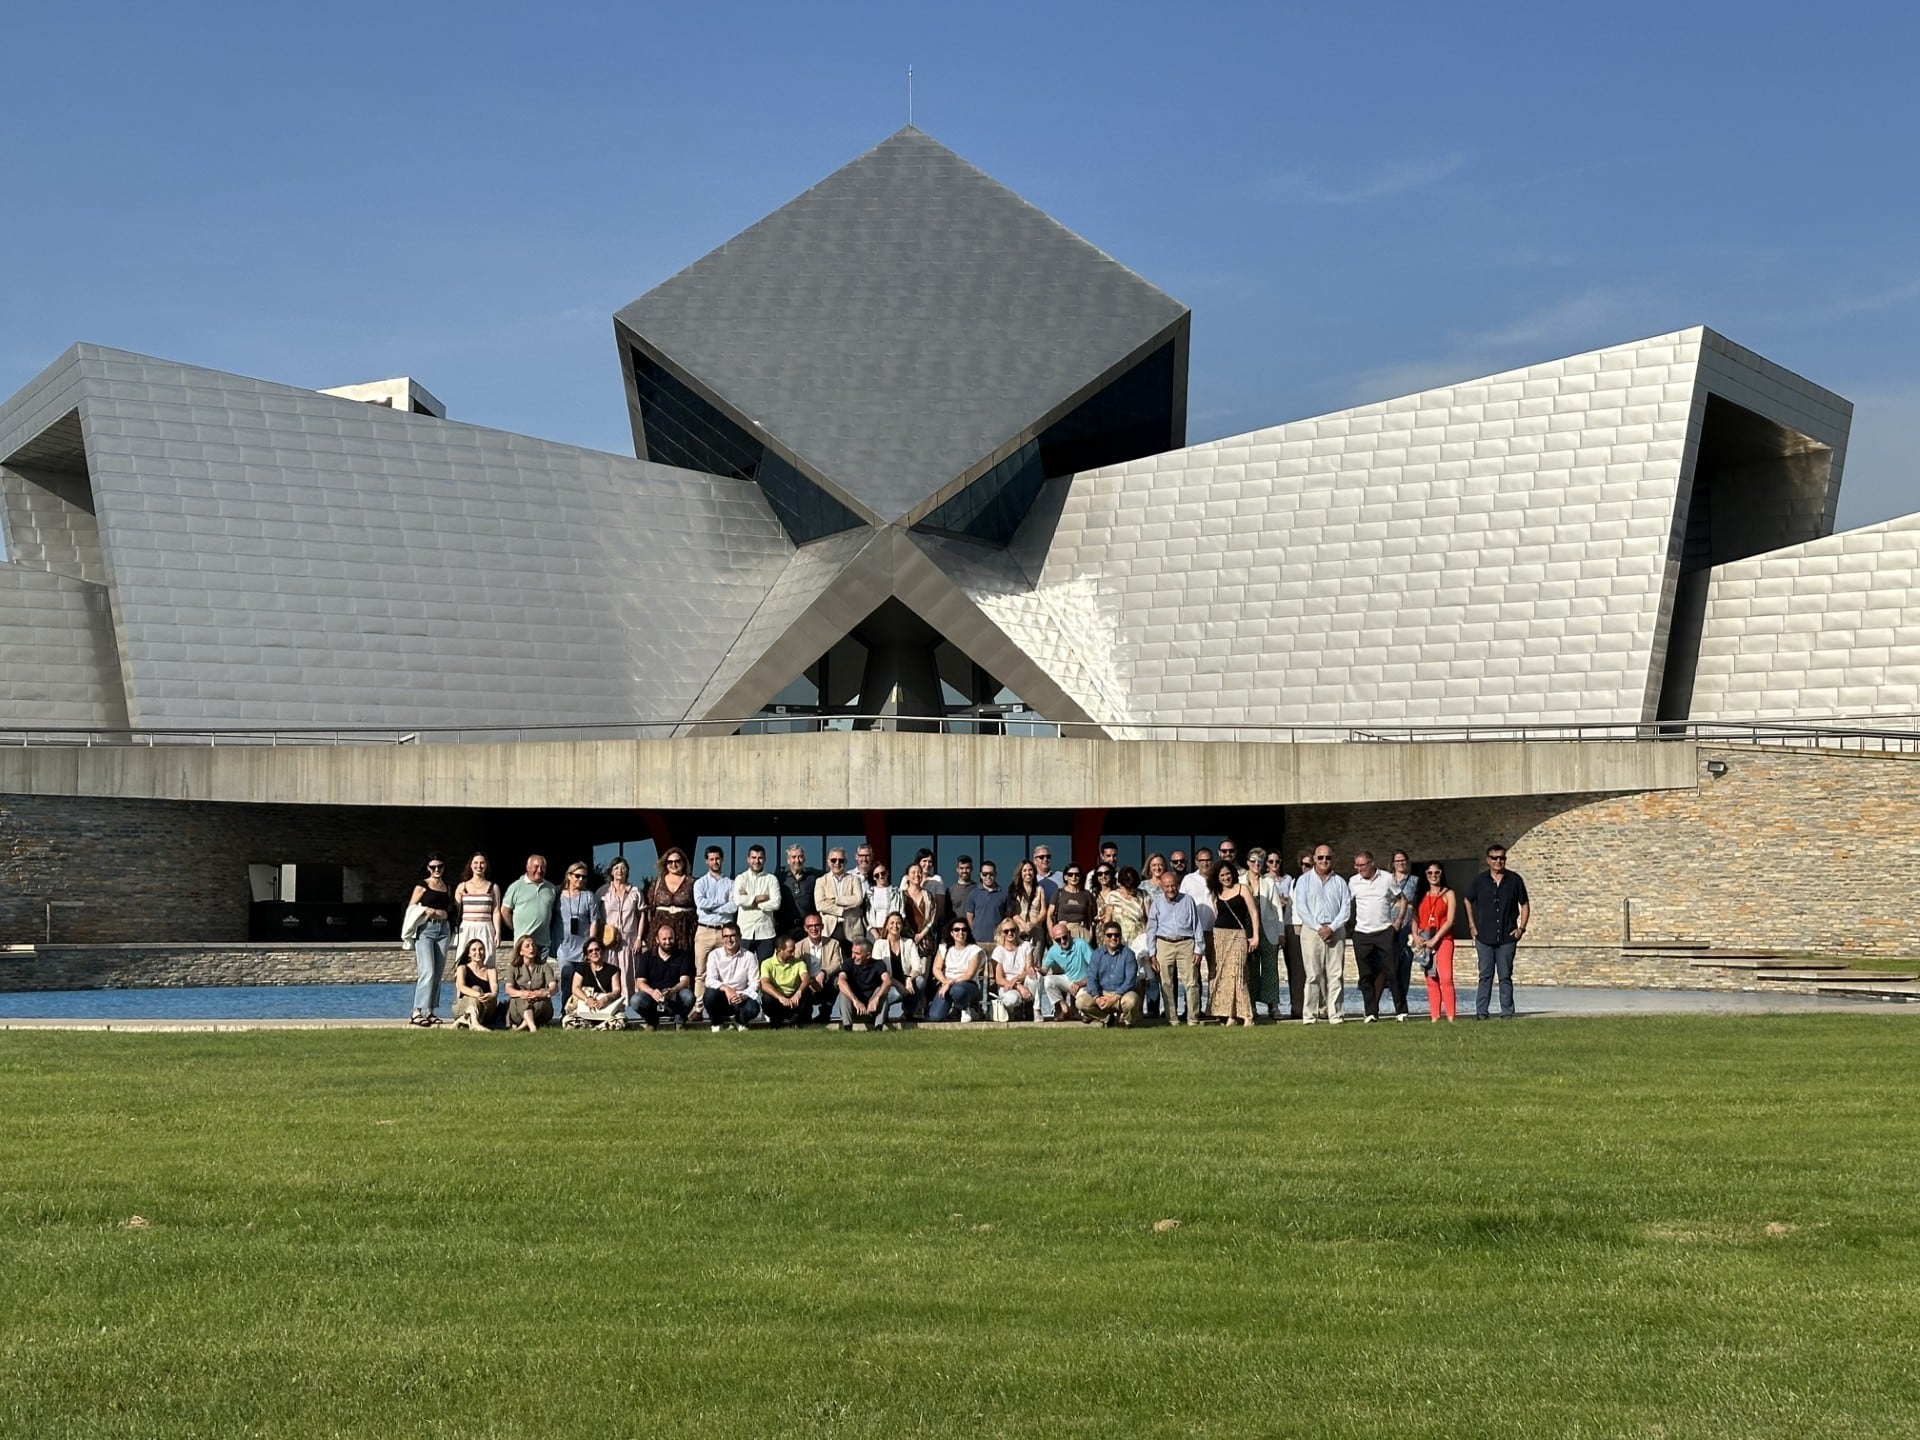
[638,947,692,991]
[843,957,888,1003]
[1462,871,1530,942]
[578,960,618,995]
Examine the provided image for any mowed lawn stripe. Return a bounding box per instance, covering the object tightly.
[2,1016,1917,1437]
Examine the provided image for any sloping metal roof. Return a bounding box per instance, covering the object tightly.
[616,128,1188,524]
[0,346,794,731]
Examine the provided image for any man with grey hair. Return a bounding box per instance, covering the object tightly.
[814,846,868,950]
[1292,845,1350,1024]
[1348,849,1402,1023]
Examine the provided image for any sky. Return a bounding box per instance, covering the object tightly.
[3,1,1917,528]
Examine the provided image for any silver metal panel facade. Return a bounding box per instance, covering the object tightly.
[16,347,795,730]
[616,128,1188,523]
[999,331,1712,731]
[0,564,127,727]
[1689,513,1920,722]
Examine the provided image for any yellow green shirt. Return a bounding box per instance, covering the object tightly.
[759,955,808,996]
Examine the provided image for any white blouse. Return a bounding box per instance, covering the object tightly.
[936,942,984,982]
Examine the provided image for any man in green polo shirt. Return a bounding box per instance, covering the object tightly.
[758,936,811,1028]
[498,854,560,958]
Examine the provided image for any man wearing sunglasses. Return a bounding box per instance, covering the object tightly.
[1464,846,1530,1020]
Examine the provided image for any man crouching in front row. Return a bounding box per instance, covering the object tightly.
[834,940,901,1031]
[1075,925,1143,1027]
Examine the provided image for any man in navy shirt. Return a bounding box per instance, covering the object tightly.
[1463,845,1530,1020]
[1076,924,1142,1026]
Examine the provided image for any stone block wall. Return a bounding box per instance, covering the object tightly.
[1284,744,1920,974]
[0,944,413,992]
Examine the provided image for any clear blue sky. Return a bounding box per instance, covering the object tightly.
[4,1,1916,527]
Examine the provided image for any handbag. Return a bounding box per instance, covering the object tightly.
[599,922,619,949]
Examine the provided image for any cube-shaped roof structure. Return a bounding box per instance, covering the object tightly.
[615,127,1190,530]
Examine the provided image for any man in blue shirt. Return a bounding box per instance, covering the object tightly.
[1076,924,1142,1026]
[1292,844,1351,1024]
[1145,870,1208,1027]
[1039,921,1094,1020]
[693,845,739,980]
[965,860,1009,942]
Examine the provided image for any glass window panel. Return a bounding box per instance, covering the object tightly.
[591,841,622,878]
[1145,835,1190,871]
[736,834,777,876]
[624,839,659,879]
[937,835,979,881]
[979,835,1026,883]
[890,834,934,878]
[1028,833,1070,871]
[780,836,823,870]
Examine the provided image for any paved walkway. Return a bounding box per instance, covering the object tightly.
[0,986,1907,1031]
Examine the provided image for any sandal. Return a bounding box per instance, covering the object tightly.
[408,1014,431,1027]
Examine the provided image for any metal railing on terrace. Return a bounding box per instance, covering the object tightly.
[5,714,1920,751]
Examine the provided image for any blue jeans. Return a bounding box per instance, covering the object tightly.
[412,920,448,1017]
[1475,940,1517,1019]
[632,986,693,1027]
[927,979,981,1022]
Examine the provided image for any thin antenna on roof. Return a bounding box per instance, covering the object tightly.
[907,65,914,126]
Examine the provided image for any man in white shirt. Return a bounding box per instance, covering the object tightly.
[702,924,761,1031]
[1292,845,1351,1024]
[1348,850,1403,1023]
[732,844,780,961]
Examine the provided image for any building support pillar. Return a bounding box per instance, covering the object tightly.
[862,809,891,868]
[1072,807,1108,871]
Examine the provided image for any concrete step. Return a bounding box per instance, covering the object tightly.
[1752,968,1919,983]
[1816,982,1920,1002]
[1690,956,1847,971]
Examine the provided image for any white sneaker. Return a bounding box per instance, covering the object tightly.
[1364,1015,1377,1025]
[1396,1013,1407,1023]
[1328,1015,1345,1025]
[1302,1015,1318,1025]
[958,1010,973,1024]
[710,1023,723,1033]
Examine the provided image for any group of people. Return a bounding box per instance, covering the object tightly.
[397,837,1531,1032]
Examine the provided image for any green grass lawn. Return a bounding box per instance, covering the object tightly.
[3,1017,1919,1438]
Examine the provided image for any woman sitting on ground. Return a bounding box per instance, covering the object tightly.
[504,936,557,1033]
[990,919,1042,1021]
[450,938,497,1031]
[871,912,929,1018]
[564,938,627,1029]
[928,919,985,1022]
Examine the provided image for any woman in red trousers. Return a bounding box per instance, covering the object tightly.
[1412,862,1458,1021]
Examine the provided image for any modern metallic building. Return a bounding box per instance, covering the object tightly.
[3,127,1918,960]
[0,126,1902,740]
